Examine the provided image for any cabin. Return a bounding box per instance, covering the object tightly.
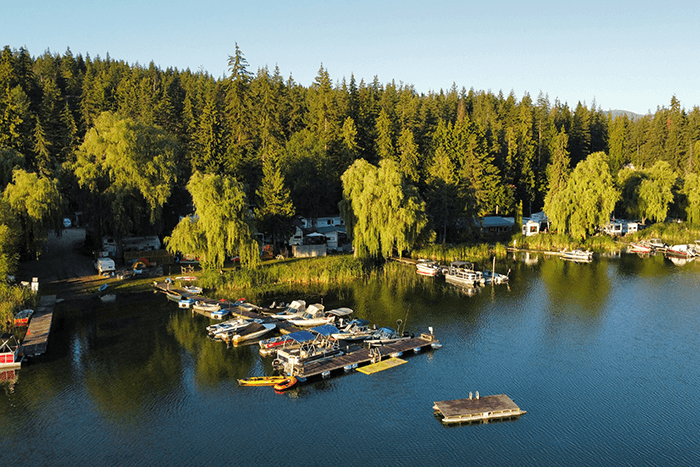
[522,212,549,236]
[478,216,515,236]
[602,219,642,236]
[289,215,349,253]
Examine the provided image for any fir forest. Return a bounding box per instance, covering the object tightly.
[2,43,700,325]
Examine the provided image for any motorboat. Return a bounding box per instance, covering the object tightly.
[559,249,593,262]
[628,242,652,254]
[287,305,353,327]
[416,260,442,276]
[444,261,485,287]
[666,244,697,258]
[226,322,276,345]
[483,269,509,284]
[0,334,22,370]
[331,319,374,341]
[182,285,203,295]
[165,291,182,302]
[364,327,411,347]
[208,317,262,338]
[273,300,307,320]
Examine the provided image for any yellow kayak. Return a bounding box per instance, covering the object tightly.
[237,376,287,387]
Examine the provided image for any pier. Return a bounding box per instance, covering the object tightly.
[21,295,56,357]
[289,333,440,379]
[433,393,526,424]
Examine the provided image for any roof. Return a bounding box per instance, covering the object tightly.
[480,216,515,228]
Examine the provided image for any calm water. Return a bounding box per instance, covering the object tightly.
[2,252,700,466]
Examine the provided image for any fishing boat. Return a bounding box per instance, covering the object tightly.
[226,322,276,345]
[628,242,652,254]
[165,291,182,302]
[209,318,262,339]
[237,375,288,386]
[416,260,442,276]
[666,244,697,258]
[559,249,593,262]
[364,327,411,347]
[273,376,297,391]
[444,261,485,287]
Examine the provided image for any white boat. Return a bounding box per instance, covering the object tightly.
[0,335,22,370]
[273,300,307,320]
[444,261,485,287]
[331,319,374,341]
[192,301,221,313]
[483,269,509,284]
[560,249,593,262]
[211,318,263,340]
[287,305,353,327]
[227,322,276,345]
[182,285,203,294]
[666,244,697,258]
[416,260,442,276]
[364,327,411,347]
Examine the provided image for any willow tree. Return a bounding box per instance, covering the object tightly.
[166,171,259,270]
[3,168,62,259]
[546,151,619,239]
[637,160,676,224]
[340,158,428,260]
[72,111,179,245]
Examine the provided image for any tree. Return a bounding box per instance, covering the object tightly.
[546,152,618,239]
[255,153,295,254]
[682,172,700,225]
[72,111,179,244]
[340,159,428,260]
[543,128,571,228]
[3,168,62,258]
[637,160,676,223]
[166,171,259,270]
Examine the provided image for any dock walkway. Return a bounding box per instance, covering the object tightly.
[22,295,56,357]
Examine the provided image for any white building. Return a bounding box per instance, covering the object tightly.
[522,212,549,236]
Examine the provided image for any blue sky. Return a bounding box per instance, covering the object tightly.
[3,0,696,115]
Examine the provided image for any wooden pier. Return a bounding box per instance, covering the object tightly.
[433,393,526,424]
[21,295,56,358]
[290,333,441,379]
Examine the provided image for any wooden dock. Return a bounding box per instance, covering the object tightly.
[290,333,441,379]
[21,295,56,358]
[433,393,526,424]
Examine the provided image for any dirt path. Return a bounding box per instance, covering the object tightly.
[16,228,104,300]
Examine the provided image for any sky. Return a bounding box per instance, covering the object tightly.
[3,0,698,115]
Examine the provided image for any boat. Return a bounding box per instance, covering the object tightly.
[666,244,697,258]
[628,242,652,254]
[273,376,297,391]
[559,249,593,262]
[286,303,331,327]
[0,334,22,370]
[210,308,231,320]
[483,269,509,284]
[13,309,33,326]
[178,298,194,309]
[165,291,182,302]
[273,340,344,374]
[259,329,317,356]
[272,300,307,320]
[192,301,221,313]
[416,260,442,276]
[209,318,261,339]
[237,375,288,386]
[364,327,411,347]
[331,319,374,341]
[444,261,485,287]
[182,285,202,295]
[226,322,276,345]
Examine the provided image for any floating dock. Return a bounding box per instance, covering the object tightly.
[433,393,526,424]
[290,333,440,379]
[21,295,56,358]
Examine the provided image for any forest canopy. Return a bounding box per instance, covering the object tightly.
[1,44,700,272]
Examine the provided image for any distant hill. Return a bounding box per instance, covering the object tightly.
[606,109,645,120]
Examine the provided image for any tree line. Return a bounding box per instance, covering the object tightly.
[1,44,700,273]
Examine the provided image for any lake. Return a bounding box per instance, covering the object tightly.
[2,252,700,466]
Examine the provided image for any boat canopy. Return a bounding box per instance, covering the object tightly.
[310,324,340,336]
[327,307,353,317]
[282,330,316,343]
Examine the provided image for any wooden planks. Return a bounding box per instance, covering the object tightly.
[433,394,526,424]
[21,295,56,357]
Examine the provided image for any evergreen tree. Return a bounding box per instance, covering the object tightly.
[255,152,295,254]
